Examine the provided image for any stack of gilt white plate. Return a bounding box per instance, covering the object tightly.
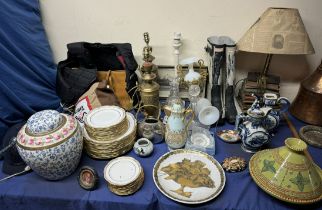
[83,106,137,159]
[104,156,144,195]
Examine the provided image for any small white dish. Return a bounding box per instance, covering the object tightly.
[217,129,240,143]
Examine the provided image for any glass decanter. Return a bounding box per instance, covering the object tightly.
[163,77,184,117]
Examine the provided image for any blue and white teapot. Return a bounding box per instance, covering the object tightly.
[263,93,290,132]
[235,95,272,153]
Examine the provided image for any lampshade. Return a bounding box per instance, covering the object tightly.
[238,7,315,54]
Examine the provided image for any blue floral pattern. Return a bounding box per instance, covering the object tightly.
[17,125,83,180]
[27,110,62,134]
[237,100,271,152]
[263,95,290,132]
[18,114,76,148]
[264,110,280,132]
[238,118,270,152]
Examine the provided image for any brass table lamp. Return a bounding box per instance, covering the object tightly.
[138,32,160,117]
[237,7,315,97]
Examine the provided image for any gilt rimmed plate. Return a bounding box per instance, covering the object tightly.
[83,113,136,144]
[153,149,225,204]
[85,106,125,128]
[104,156,142,186]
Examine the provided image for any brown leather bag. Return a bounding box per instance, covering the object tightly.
[74,77,120,125]
[97,70,133,110]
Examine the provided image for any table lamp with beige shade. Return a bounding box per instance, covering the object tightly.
[237,7,315,109]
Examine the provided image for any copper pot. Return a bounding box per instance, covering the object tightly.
[290,61,322,125]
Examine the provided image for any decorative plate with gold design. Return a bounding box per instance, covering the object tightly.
[153,149,225,204]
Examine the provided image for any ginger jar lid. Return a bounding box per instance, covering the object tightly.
[17,110,78,149]
[249,138,322,204]
[26,110,63,134]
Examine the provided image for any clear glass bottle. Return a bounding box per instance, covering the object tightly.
[163,77,184,117]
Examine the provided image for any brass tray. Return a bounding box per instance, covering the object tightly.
[299,125,322,148]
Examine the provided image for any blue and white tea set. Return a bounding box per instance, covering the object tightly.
[235,93,290,153]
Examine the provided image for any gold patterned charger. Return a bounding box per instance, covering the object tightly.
[153,149,225,204]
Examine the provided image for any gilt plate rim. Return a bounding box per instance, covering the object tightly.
[85,106,125,128]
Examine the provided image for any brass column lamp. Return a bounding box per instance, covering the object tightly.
[138,32,160,117]
[237,7,315,97]
[258,54,273,91]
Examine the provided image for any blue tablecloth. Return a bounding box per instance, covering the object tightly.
[0,113,321,210]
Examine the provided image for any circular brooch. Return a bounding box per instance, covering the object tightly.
[78,166,99,191]
[222,156,247,172]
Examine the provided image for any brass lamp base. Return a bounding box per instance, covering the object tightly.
[247,72,280,85]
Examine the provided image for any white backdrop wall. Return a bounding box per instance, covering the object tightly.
[40,0,322,101]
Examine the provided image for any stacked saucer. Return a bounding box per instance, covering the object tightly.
[83,106,137,159]
[104,156,144,195]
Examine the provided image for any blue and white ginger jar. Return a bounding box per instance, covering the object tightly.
[16,110,83,180]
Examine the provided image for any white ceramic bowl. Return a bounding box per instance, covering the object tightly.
[198,106,219,125]
[196,98,212,115]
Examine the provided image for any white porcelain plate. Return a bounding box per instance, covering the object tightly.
[153,149,225,204]
[104,156,141,186]
[85,106,125,128]
[83,113,136,143]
